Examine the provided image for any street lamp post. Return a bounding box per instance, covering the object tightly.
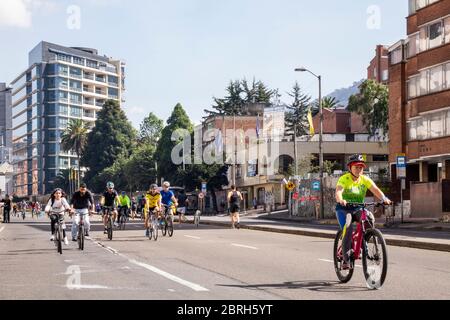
[294,67,324,219]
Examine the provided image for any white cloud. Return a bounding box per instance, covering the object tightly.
[0,0,58,28]
[0,0,32,28]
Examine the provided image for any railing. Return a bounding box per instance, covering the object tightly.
[83,87,94,93]
[83,74,94,80]
[69,73,82,79]
[83,99,94,105]
[95,101,104,107]
[95,77,106,83]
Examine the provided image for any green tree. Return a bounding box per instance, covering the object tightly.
[123,144,158,192]
[53,169,71,192]
[139,112,164,146]
[90,155,128,193]
[60,118,88,184]
[155,103,193,183]
[82,100,137,185]
[347,79,389,139]
[285,82,312,138]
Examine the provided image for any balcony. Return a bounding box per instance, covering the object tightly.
[83,87,94,93]
[95,76,106,83]
[83,73,94,80]
[96,101,105,107]
[83,99,95,106]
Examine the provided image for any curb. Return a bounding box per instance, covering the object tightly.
[199,220,450,253]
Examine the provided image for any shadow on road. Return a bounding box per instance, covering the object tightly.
[218,280,368,293]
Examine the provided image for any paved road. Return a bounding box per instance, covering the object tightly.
[1,214,449,300]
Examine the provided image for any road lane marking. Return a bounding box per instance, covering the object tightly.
[231,243,258,250]
[0,227,5,234]
[168,289,175,292]
[89,238,209,292]
[184,235,201,240]
[318,258,362,268]
[127,259,209,292]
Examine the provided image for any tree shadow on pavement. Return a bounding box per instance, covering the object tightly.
[218,280,368,293]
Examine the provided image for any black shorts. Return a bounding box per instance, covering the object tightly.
[230,204,240,213]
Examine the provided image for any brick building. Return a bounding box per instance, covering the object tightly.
[388,0,450,218]
[367,45,390,84]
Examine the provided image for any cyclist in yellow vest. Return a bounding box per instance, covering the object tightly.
[144,184,162,237]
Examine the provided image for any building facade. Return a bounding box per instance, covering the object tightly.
[388,0,450,217]
[0,83,13,164]
[10,41,125,197]
[367,45,390,84]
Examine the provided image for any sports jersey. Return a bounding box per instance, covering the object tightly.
[118,195,131,207]
[103,190,118,207]
[145,192,161,209]
[160,190,175,206]
[336,173,374,204]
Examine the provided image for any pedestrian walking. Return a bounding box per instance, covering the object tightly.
[227,185,243,229]
[1,195,12,223]
[252,197,257,210]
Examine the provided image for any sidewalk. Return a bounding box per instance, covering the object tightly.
[196,211,450,253]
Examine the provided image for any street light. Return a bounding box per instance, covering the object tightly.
[295,67,324,219]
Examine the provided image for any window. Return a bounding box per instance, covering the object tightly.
[409,0,416,14]
[73,56,84,66]
[69,93,82,104]
[59,78,68,89]
[408,77,418,98]
[45,103,56,115]
[70,67,82,78]
[58,64,68,76]
[382,70,389,81]
[430,113,444,138]
[45,130,58,141]
[417,117,429,139]
[408,121,417,140]
[445,17,450,44]
[86,60,98,69]
[447,111,450,135]
[58,104,68,115]
[446,63,450,89]
[429,65,443,92]
[419,70,428,95]
[69,80,82,92]
[45,91,56,102]
[70,106,82,117]
[390,46,403,64]
[45,77,57,88]
[373,155,389,162]
[59,117,68,129]
[429,21,443,49]
[59,157,69,168]
[108,75,118,86]
[59,91,68,102]
[46,143,57,154]
[407,33,419,57]
[108,87,119,98]
[57,53,71,62]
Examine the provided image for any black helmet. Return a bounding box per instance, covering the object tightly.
[347,154,367,168]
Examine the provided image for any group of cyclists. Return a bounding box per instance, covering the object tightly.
[0,198,43,223]
[41,180,186,245]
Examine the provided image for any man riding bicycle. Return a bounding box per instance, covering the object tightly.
[100,182,120,233]
[144,184,162,237]
[70,183,94,241]
[117,191,131,226]
[335,154,392,270]
[160,181,178,223]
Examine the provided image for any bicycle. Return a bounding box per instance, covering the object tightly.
[161,204,174,237]
[194,210,201,228]
[147,208,159,241]
[73,210,90,251]
[102,206,115,241]
[118,206,129,230]
[51,211,68,255]
[333,202,389,290]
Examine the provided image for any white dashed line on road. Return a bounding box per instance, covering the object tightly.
[231,243,258,250]
[184,235,201,240]
[127,259,209,292]
[0,227,5,234]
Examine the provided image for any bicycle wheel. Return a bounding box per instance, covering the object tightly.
[167,217,174,237]
[56,227,62,255]
[120,214,126,230]
[107,217,113,240]
[333,230,354,283]
[161,218,167,236]
[152,222,158,241]
[362,228,388,290]
[78,225,85,250]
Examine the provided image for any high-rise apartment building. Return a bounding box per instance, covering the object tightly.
[0,83,13,164]
[367,45,390,84]
[10,41,125,196]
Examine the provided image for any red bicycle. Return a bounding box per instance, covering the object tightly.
[333,202,388,290]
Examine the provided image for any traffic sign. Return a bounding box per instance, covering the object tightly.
[312,180,320,191]
[396,153,406,178]
[286,181,296,191]
[292,192,299,200]
[198,193,204,199]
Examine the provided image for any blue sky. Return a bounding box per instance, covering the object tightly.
[0,0,408,128]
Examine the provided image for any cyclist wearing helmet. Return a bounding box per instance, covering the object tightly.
[335,154,392,270]
[101,182,120,233]
[117,191,131,225]
[144,184,161,237]
[160,181,178,222]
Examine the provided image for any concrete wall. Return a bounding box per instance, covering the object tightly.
[410,182,443,218]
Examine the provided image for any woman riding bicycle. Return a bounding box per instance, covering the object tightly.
[335,154,392,270]
[45,188,71,245]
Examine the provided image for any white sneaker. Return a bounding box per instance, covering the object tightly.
[64,237,69,245]
[50,235,55,241]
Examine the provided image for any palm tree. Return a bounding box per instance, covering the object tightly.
[61,119,88,186]
[321,96,339,110]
